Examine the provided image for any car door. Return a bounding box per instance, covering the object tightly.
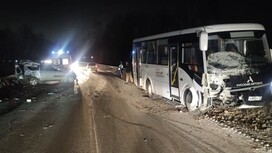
[39,64,65,81]
[51,66,66,81]
[39,64,51,81]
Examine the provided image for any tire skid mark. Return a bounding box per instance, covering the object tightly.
[165,120,225,153]
[92,76,180,152]
[162,116,247,151]
[90,101,100,153]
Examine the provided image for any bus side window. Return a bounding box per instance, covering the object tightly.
[158,45,168,65]
[184,48,198,65]
[141,42,147,63]
[146,41,157,64]
[141,49,146,63]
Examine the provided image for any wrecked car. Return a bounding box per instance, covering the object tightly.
[19,60,76,86]
[30,63,76,86]
[0,59,77,86]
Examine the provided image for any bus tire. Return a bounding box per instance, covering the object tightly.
[184,89,201,115]
[146,81,153,98]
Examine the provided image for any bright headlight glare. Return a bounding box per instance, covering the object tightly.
[70,62,79,71]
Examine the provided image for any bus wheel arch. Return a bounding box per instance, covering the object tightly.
[146,79,153,98]
[184,87,201,115]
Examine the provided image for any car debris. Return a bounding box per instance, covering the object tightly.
[0,59,77,87]
[0,59,24,84]
[20,59,77,86]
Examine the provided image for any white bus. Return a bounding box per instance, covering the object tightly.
[132,23,272,114]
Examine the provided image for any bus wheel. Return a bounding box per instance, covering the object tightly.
[147,81,153,98]
[185,89,200,115]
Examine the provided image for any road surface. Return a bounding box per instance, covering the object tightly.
[0,67,266,153]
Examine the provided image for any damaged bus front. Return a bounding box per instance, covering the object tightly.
[201,26,272,110]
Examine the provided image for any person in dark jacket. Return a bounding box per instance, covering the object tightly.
[125,61,133,84]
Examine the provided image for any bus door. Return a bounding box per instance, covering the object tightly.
[169,45,180,99]
[132,48,141,86]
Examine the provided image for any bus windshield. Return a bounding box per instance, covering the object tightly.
[206,31,271,71]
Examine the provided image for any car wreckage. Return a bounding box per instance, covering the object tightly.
[0,59,77,86]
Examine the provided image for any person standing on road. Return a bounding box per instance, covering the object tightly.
[118,61,123,78]
[125,61,133,84]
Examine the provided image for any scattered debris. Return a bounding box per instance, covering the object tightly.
[205,106,272,151]
[144,138,148,143]
[43,124,53,130]
[26,99,32,103]
[104,115,111,118]
[175,105,188,113]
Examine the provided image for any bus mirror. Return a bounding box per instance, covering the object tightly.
[199,31,208,51]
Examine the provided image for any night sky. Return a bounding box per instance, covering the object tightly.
[0,0,271,65]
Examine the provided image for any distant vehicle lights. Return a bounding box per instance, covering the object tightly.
[51,50,70,55]
[42,59,52,64]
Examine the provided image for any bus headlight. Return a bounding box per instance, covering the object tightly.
[210,83,219,90]
[209,83,223,95]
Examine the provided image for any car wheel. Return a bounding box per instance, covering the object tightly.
[29,77,39,86]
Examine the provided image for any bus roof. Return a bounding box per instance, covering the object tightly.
[133,23,265,43]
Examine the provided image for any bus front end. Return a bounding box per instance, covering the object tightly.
[205,29,272,108]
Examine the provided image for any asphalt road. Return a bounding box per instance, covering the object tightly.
[0,68,266,153]
[80,70,262,153]
[0,81,94,153]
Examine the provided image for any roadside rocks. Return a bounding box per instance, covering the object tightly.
[205,105,272,151]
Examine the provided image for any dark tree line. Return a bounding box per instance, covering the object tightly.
[93,1,223,65]
[0,25,52,61]
[1,0,270,65]
[93,0,272,65]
